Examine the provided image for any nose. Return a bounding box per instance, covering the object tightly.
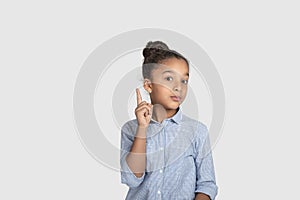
[174,87,180,92]
[173,79,181,92]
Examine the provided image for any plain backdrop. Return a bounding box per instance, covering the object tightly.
[1,0,299,199]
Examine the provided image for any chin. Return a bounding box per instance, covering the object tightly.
[166,103,180,110]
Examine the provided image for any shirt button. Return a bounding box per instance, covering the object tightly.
[160,147,163,151]
[157,190,161,195]
[160,169,163,173]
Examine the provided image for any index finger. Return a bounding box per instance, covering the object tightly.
[136,88,142,105]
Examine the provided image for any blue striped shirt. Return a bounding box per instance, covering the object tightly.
[120,107,218,200]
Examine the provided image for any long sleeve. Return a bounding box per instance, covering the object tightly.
[120,121,146,188]
[194,123,218,200]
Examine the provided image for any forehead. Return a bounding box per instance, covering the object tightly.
[153,58,189,76]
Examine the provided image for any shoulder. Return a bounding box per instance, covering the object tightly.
[181,114,208,138]
[181,114,208,131]
[121,119,138,138]
[181,115,212,156]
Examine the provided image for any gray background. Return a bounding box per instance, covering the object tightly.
[1,0,299,199]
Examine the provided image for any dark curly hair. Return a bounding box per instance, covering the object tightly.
[142,41,189,79]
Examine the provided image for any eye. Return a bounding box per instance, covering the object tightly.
[182,79,188,84]
[165,76,173,81]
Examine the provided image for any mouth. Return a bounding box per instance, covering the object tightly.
[170,96,181,102]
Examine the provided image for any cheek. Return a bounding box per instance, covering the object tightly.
[152,87,170,100]
[152,79,173,90]
[153,84,169,93]
[179,86,188,98]
[183,86,188,93]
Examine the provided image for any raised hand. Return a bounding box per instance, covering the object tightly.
[135,88,153,128]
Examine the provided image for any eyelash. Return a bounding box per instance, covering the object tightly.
[165,76,188,84]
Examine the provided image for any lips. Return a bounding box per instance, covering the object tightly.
[170,96,181,102]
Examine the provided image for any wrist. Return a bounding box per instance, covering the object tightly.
[137,124,149,128]
[135,125,148,139]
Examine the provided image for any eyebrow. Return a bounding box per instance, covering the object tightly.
[163,70,189,77]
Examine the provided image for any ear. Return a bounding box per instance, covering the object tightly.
[143,79,152,94]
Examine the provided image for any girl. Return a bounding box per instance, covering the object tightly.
[120,41,218,200]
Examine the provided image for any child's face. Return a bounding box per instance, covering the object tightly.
[144,58,189,110]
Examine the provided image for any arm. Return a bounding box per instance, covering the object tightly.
[126,88,152,177]
[120,88,153,187]
[120,124,148,187]
[125,126,147,178]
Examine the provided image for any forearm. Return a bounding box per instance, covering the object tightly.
[125,126,147,177]
[195,193,211,200]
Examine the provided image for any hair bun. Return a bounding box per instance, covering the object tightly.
[142,41,169,58]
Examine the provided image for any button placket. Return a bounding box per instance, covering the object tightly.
[159,125,166,198]
[154,125,163,199]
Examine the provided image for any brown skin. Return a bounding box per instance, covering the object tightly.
[126,58,210,199]
[195,193,211,200]
[144,58,189,118]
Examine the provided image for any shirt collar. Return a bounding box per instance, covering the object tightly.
[150,106,182,125]
[169,107,182,124]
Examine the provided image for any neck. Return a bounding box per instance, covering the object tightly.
[166,108,179,118]
[151,105,166,123]
[151,105,179,123]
